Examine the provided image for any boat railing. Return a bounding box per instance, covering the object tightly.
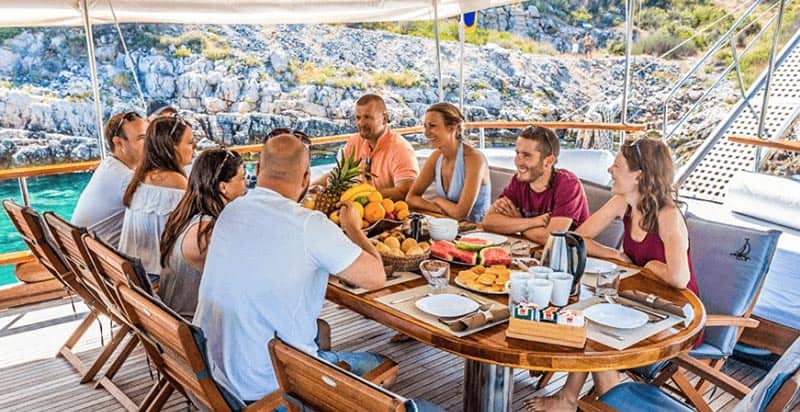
[0,121,644,271]
[663,0,784,141]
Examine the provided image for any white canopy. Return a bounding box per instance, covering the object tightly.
[0,0,518,27]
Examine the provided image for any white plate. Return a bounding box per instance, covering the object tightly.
[415,294,479,318]
[584,303,649,329]
[584,257,618,274]
[459,232,508,246]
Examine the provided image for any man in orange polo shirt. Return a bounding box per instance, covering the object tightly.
[315,94,419,200]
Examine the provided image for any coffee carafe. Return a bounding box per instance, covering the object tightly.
[541,231,587,296]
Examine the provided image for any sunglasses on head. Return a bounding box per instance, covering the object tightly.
[211,149,237,183]
[628,138,646,164]
[112,111,142,139]
[167,113,191,140]
[264,128,312,146]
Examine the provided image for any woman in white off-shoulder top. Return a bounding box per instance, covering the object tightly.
[119,115,196,275]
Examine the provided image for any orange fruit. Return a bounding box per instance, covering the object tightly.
[361,219,370,229]
[367,191,383,203]
[394,200,409,212]
[364,202,386,224]
[396,208,409,220]
[381,198,395,213]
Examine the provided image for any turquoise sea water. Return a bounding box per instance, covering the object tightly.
[0,172,90,285]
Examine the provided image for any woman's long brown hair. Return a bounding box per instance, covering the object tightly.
[620,135,678,233]
[160,149,243,268]
[123,116,189,207]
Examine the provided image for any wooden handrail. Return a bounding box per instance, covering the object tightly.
[0,121,645,180]
[728,135,800,152]
[0,160,101,180]
[0,250,34,267]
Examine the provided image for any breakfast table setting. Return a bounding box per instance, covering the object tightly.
[325,213,706,412]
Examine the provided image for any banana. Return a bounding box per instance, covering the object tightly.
[340,183,377,201]
[346,190,376,203]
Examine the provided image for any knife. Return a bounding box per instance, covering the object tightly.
[612,296,669,320]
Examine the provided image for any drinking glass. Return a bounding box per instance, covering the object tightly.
[595,267,620,298]
[419,260,450,293]
[506,271,532,310]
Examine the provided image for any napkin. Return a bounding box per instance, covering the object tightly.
[619,290,694,324]
[440,306,509,332]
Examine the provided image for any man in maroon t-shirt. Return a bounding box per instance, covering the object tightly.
[482,126,589,245]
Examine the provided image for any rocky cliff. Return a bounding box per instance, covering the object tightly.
[0,13,734,167]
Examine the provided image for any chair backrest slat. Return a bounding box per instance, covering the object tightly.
[43,212,106,308]
[82,234,151,314]
[115,283,234,412]
[2,200,71,288]
[269,339,407,412]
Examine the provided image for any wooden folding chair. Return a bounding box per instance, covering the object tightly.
[620,214,781,412]
[44,212,146,395]
[1,201,111,376]
[81,233,161,411]
[269,337,411,412]
[114,283,284,412]
[2,200,72,300]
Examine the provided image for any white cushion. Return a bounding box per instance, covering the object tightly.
[726,171,800,231]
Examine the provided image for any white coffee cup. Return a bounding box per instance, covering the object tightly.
[506,271,532,306]
[526,278,553,309]
[527,265,553,279]
[548,272,573,307]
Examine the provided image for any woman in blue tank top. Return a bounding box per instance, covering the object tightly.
[406,103,491,222]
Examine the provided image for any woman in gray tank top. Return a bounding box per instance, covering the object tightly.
[159,149,247,320]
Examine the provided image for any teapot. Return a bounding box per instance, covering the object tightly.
[541,231,587,296]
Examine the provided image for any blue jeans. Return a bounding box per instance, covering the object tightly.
[274,398,440,412]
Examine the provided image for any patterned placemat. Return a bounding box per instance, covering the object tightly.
[375,285,508,337]
[567,296,685,351]
[328,271,420,295]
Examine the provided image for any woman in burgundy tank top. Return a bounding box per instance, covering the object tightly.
[526,137,702,412]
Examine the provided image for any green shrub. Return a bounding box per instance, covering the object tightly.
[634,28,697,58]
[111,73,131,89]
[174,46,192,58]
[570,7,592,22]
[372,70,419,88]
[241,54,261,67]
[0,28,23,44]
[203,45,231,60]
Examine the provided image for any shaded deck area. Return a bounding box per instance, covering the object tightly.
[0,297,768,411]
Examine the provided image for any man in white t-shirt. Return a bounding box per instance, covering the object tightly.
[71,111,147,248]
[194,134,387,402]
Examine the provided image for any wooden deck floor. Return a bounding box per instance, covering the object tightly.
[0,297,769,411]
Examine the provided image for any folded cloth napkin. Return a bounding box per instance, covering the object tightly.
[440,306,509,332]
[619,290,694,324]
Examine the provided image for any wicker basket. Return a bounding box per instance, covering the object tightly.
[380,250,430,273]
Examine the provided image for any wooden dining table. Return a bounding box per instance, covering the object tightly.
[326,256,706,412]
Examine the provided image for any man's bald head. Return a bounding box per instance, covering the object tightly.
[259,134,309,183]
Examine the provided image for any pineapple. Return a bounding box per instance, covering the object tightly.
[315,149,363,215]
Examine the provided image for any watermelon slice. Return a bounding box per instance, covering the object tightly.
[452,248,479,264]
[455,237,490,251]
[479,247,511,266]
[430,240,478,264]
[430,240,458,260]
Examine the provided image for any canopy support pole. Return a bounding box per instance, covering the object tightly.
[80,0,107,159]
[621,0,634,143]
[458,15,465,112]
[433,0,444,102]
[755,0,786,170]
